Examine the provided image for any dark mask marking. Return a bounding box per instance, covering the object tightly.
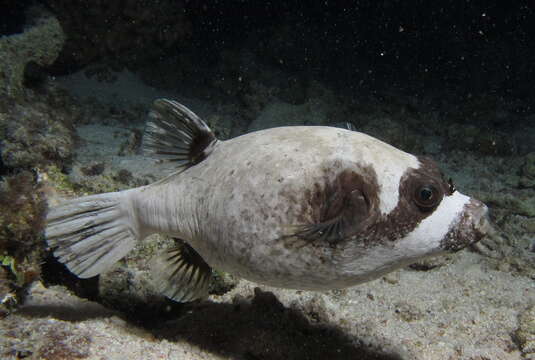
[284,156,452,250]
[365,156,451,243]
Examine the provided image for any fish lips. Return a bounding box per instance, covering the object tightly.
[440,198,492,252]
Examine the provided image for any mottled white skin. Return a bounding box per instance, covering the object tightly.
[131,126,483,290]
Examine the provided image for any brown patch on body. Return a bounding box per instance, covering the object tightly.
[284,163,381,247]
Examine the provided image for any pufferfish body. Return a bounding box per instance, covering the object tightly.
[46,99,490,302]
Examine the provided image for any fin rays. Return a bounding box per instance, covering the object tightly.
[143,99,218,169]
[45,192,138,279]
[151,238,212,302]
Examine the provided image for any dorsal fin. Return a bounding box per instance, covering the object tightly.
[142,99,218,169]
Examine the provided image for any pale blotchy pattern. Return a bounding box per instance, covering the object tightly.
[132,126,484,290]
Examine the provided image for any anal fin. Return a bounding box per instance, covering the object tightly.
[150,238,212,302]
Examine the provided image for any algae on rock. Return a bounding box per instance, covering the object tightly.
[0,5,68,308]
[0,5,65,99]
[0,100,76,169]
[0,171,46,290]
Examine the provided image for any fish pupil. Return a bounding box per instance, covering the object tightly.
[420,187,433,201]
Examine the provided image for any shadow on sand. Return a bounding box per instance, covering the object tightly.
[40,255,402,359]
[148,288,402,360]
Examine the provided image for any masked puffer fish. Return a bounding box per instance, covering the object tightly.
[46,99,491,302]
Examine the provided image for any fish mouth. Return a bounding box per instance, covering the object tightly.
[469,199,493,243]
[441,198,493,252]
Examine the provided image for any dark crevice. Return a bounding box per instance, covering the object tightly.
[0,0,32,35]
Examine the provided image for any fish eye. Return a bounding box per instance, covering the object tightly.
[413,184,440,210]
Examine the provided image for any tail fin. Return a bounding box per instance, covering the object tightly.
[45,191,139,278]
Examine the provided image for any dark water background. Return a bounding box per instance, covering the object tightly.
[2,1,534,105]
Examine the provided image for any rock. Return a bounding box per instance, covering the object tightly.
[0,172,47,292]
[0,267,16,319]
[519,152,535,188]
[446,124,515,156]
[409,255,454,271]
[0,100,76,169]
[393,301,424,322]
[515,305,535,357]
[0,5,65,98]
[44,0,191,71]
[519,177,535,189]
[118,129,143,156]
[80,161,106,176]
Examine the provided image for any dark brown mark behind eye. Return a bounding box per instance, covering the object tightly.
[288,168,380,246]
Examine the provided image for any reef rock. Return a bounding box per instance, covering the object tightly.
[44,0,191,71]
[0,5,65,98]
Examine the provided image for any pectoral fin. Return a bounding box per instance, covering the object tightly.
[291,189,369,246]
[287,169,379,247]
